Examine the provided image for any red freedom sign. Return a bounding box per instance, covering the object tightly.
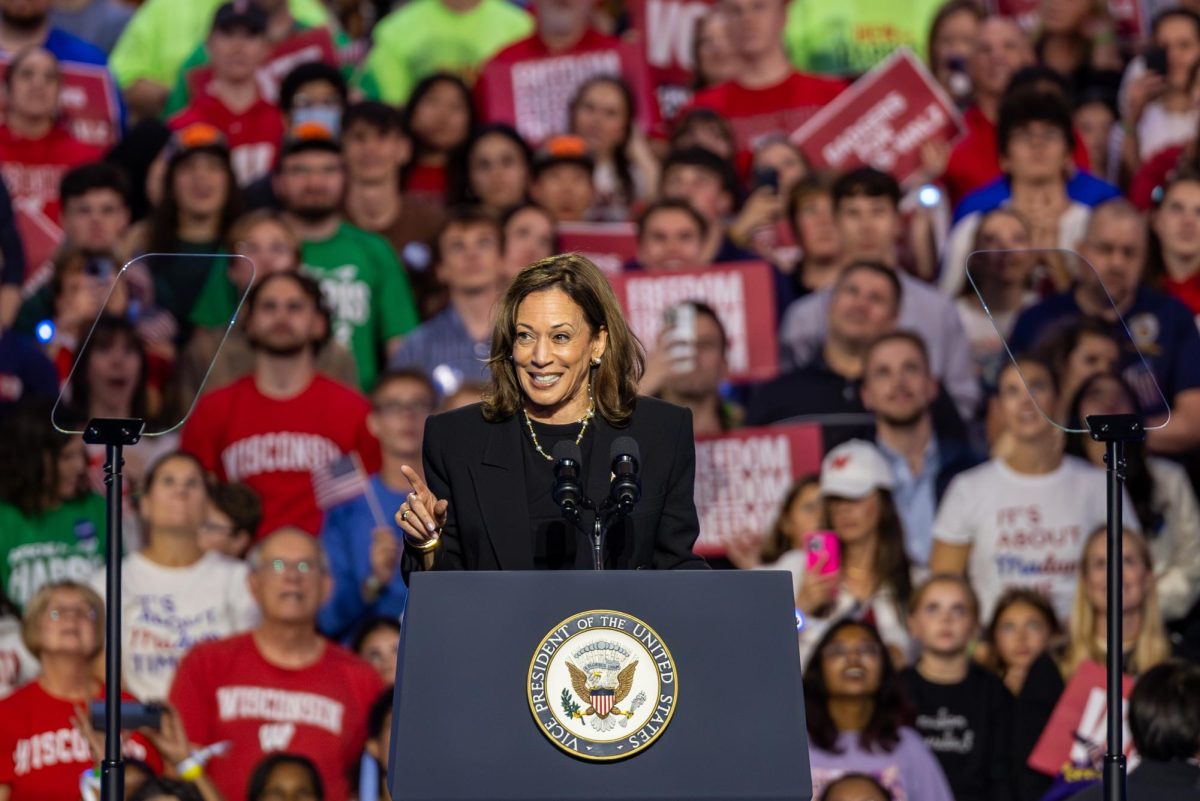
[556,222,637,277]
[477,40,659,144]
[692,423,823,556]
[609,261,779,383]
[626,0,716,120]
[790,47,963,185]
[0,60,119,148]
[1028,660,1137,778]
[184,27,340,106]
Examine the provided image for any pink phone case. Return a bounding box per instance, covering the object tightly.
[803,531,841,575]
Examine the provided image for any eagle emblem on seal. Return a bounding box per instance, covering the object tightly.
[561,640,644,733]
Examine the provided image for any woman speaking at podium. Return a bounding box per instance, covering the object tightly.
[395,253,706,573]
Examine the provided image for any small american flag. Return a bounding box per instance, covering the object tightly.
[312,453,368,510]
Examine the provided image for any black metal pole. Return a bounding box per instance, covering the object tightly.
[1085,413,1141,801]
[101,442,124,801]
[82,418,144,801]
[1103,438,1126,801]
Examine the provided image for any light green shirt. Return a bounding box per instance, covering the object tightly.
[0,495,107,612]
[354,0,533,104]
[109,0,331,89]
[785,0,943,77]
[162,23,352,117]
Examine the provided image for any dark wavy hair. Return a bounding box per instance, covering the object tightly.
[1064,371,1163,536]
[483,253,645,425]
[455,123,533,208]
[0,399,87,516]
[822,488,913,613]
[981,587,1062,681]
[149,147,243,255]
[569,75,637,205]
[246,753,324,801]
[401,72,476,203]
[65,315,149,424]
[803,620,912,753]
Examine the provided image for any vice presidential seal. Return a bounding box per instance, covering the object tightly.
[527,610,677,761]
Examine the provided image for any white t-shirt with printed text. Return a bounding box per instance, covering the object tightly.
[933,456,1135,623]
[89,550,259,700]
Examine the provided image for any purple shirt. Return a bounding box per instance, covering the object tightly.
[809,727,955,801]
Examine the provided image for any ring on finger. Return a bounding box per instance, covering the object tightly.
[401,508,410,522]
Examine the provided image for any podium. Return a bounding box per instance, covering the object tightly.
[389,570,812,801]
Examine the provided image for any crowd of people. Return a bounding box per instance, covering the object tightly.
[0,0,1199,798]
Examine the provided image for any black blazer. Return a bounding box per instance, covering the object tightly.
[402,396,708,577]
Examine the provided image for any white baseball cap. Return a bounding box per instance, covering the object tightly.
[819,439,894,499]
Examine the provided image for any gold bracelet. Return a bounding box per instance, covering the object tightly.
[405,531,441,552]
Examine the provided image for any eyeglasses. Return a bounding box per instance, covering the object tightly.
[373,399,434,416]
[262,558,320,576]
[824,642,882,661]
[47,605,97,622]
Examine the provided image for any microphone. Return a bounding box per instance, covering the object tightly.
[551,440,585,522]
[609,437,641,515]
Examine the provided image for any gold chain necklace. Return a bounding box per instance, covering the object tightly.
[523,389,595,461]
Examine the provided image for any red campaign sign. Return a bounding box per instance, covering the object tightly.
[557,221,636,277]
[12,201,62,286]
[1028,660,1137,778]
[0,60,118,148]
[477,40,659,144]
[609,261,779,383]
[626,0,716,120]
[991,0,1142,38]
[185,27,339,106]
[790,47,963,185]
[692,424,823,556]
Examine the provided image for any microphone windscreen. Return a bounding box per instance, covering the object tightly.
[610,436,640,463]
[552,439,583,464]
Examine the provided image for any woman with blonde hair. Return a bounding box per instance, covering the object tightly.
[1062,526,1172,679]
[396,253,707,572]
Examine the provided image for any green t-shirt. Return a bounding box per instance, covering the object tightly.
[109,0,331,89]
[353,0,533,104]
[163,23,354,118]
[785,0,943,77]
[0,494,107,611]
[301,222,419,393]
[188,258,242,329]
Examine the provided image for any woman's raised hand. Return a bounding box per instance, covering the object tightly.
[394,465,449,545]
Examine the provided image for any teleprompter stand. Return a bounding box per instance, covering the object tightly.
[1085,413,1143,801]
[84,418,145,801]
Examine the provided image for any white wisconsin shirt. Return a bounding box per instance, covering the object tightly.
[90,551,260,700]
[933,455,1137,623]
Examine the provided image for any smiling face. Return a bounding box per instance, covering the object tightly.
[861,337,937,428]
[908,580,976,658]
[827,268,899,349]
[993,601,1053,675]
[511,287,607,422]
[821,625,884,698]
